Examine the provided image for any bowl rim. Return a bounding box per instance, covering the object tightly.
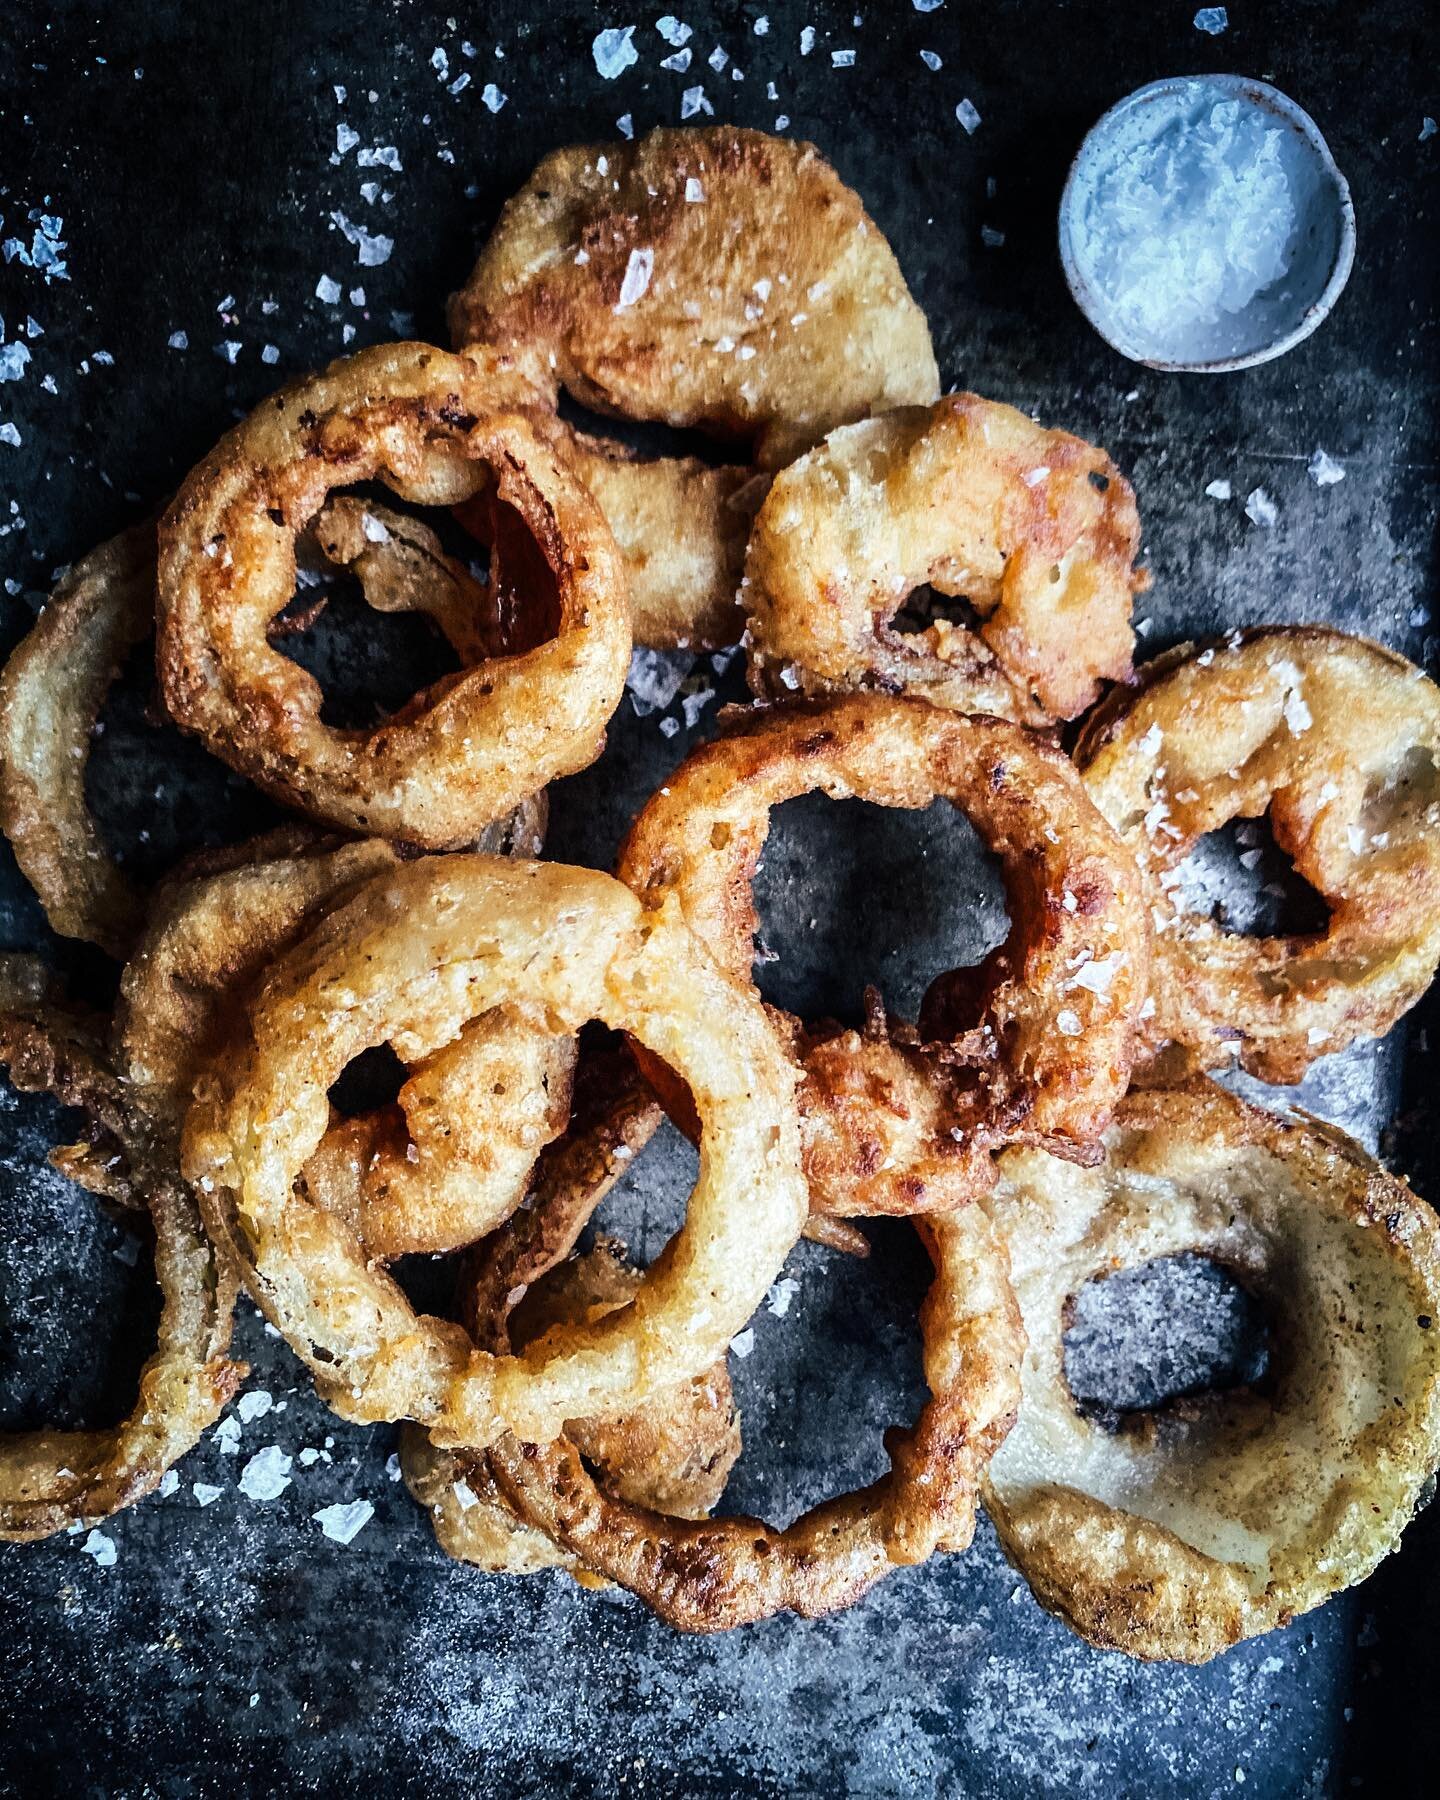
[1058,73,1357,373]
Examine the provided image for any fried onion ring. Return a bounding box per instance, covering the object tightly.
[983,1081,1440,1662]
[744,397,1144,723]
[0,956,241,1541]
[117,831,570,1262]
[486,1202,1022,1631]
[157,342,630,847]
[405,1039,737,1578]
[0,522,155,955]
[182,854,807,1443]
[449,127,939,472]
[1076,628,1440,1082]
[617,695,1151,1216]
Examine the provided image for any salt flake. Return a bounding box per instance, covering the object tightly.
[656,16,692,46]
[1307,447,1345,487]
[956,98,981,134]
[1244,487,1277,528]
[313,1500,375,1545]
[616,247,655,310]
[1205,478,1231,500]
[1193,6,1228,33]
[593,26,639,79]
[81,1530,117,1567]
[680,84,713,118]
[481,82,506,113]
[238,1445,293,1502]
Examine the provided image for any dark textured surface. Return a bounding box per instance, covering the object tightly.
[0,2,1437,1795]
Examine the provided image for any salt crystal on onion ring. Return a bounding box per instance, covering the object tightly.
[618,694,1152,1217]
[157,342,630,848]
[744,396,1145,723]
[449,127,940,471]
[1076,628,1440,1082]
[0,956,241,1541]
[984,1081,1440,1662]
[182,854,807,1444]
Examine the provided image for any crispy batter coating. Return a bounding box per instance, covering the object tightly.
[1077,629,1440,1082]
[985,1081,1440,1662]
[157,342,630,847]
[744,396,1144,722]
[488,1200,1023,1631]
[450,127,939,471]
[0,522,156,955]
[618,695,1152,1216]
[0,956,242,1541]
[408,1247,742,1578]
[407,1041,736,1577]
[183,855,807,1444]
[117,831,569,1262]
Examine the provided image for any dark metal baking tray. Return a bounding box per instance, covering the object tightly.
[1,2,1436,1793]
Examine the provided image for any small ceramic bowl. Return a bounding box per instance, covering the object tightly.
[1059,75,1355,372]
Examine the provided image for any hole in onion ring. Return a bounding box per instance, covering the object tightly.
[0,1088,160,1432]
[1173,815,1330,941]
[749,795,1010,1027]
[1061,1253,1272,1430]
[890,583,988,640]
[327,1042,408,1118]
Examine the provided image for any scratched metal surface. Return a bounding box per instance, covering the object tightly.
[0,2,1437,1796]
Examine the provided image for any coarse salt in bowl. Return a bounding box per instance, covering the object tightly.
[1059,76,1355,371]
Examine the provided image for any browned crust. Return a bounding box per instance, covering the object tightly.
[617,694,1152,1217]
[0,522,156,955]
[449,126,939,469]
[743,395,1144,723]
[155,342,630,847]
[1075,628,1440,1082]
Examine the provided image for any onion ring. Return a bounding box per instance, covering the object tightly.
[0,522,155,955]
[405,1039,737,1579]
[744,396,1144,723]
[449,126,939,472]
[983,1081,1440,1662]
[1075,628,1440,1082]
[617,695,1152,1216]
[156,342,630,847]
[182,854,808,1443]
[117,831,570,1262]
[486,1202,1023,1631]
[0,955,241,1542]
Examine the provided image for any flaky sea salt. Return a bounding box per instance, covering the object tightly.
[1073,83,1300,341]
[680,84,713,118]
[1245,486,1278,527]
[920,50,942,70]
[800,25,816,53]
[616,247,654,309]
[1205,477,1232,500]
[315,274,342,303]
[81,1530,117,1567]
[313,1500,374,1545]
[729,1328,756,1358]
[237,1390,274,1424]
[767,1277,799,1318]
[661,48,692,71]
[592,26,639,78]
[1308,447,1345,486]
[1193,6,1228,33]
[330,211,393,267]
[617,112,634,139]
[956,98,981,134]
[657,16,691,46]
[193,1482,222,1506]
[239,1446,293,1502]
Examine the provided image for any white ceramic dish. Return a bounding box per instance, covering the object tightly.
[1059,75,1355,372]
